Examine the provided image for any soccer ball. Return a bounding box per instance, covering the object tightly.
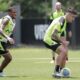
[61,67,71,77]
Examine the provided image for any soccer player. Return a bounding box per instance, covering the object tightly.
[50,2,64,20]
[43,8,77,78]
[0,7,16,76]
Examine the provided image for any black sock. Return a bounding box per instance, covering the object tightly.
[52,57,55,60]
[60,67,62,71]
[0,70,3,72]
[55,65,60,73]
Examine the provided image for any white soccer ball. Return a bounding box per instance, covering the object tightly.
[61,67,71,77]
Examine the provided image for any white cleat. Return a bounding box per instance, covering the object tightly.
[0,72,5,77]
[52,72,63,78]
[50,60,54,64]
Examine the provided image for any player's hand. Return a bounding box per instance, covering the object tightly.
[7,37,15,44]
[61,37,66,41]
[62,40,69,47]
[60,37,69,47]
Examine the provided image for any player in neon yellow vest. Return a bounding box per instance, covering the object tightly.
[43,8,77,78]
[0,7,16,76]
[50,2,64,20]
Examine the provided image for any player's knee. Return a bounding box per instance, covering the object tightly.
[4,55,12,62]
[8,56,12,62]
[61,48,68,54]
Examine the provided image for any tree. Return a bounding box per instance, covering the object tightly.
[13,0,52,18]
[0,0,11,11]
[1,0,80,18]
[13,0,80,18]
[58,0,80,13]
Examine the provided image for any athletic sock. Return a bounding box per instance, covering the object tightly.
[0,70,3,73]
[55,65,60,73]
[52,56,55,60]
[60,67,63,71]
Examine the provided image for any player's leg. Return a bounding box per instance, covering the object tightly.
[0,51,12,71]
[50,51,55,63]
[43,42,55,63]
[0,51,12,77]
[0,42,12,77]
[60,53,68,71]
[53,45,68,77]
[43,42,68,77]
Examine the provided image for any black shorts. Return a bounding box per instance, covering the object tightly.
[0,42,9,55]
[43,42,61,52]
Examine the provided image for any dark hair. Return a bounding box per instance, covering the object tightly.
[7,7,15,12]
[67,7,77,15]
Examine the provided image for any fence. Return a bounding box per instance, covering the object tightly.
[21,18,80,48]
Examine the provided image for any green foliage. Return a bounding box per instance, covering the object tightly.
[1,0,79,18]
[0,2,8,11]
[13,0,52,18]
[58,0,80,12]
[0,47,80,80]
[0,0,11,11]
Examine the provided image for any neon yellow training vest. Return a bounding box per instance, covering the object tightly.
[50,10,64,20]
[0,15,15,42]
[44,17,67,46]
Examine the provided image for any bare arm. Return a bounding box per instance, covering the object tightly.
[51,29,63,43]
[51,29,69,46]
[68,31,72,38]
[0,18,10,40]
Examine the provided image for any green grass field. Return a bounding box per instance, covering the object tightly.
[0,46,80,80]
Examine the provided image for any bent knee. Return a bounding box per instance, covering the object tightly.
[4,55,12,62]
[59,46,68,54]
[8,56,12,61]
[61,48,68,54]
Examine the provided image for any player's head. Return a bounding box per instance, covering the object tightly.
[66,7,77,23]
[55,2,62,10]
[8,7,16,19]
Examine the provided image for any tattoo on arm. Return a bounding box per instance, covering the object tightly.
[51,29,62,42]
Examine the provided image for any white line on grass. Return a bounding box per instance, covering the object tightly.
[14,58,80,60]
[34,60,80,64]
[13,58,80,63]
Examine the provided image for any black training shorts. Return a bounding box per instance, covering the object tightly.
[0,42,9,54]
[43,42,61,52]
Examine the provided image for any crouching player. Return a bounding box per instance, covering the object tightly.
[43,8,77,78]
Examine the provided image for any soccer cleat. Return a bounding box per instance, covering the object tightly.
[50,60,54,64]
[0,72,5,77]
[52,72,63,78]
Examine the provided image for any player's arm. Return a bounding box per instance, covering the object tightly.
[68,31,72,38]
[51,29,63,42]
[67,23,72,39]
[51,29,69,46]
[0,18,10,39]
[0,18,14,44]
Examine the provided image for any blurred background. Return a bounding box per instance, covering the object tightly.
[0,0,80,49]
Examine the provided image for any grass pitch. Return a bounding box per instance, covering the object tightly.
[0,46,80,80]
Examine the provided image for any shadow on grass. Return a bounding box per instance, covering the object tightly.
[69,76,80,79]
[0,75,32,78]
[53,76,80,79]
